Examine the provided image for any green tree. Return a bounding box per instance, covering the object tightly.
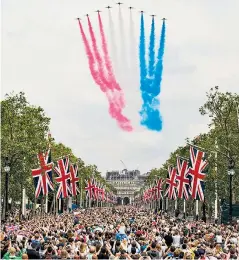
[1,92,50,205]
[1,92,132,211]
[144,87,239,215]
[51,142,78,164]
[199,87,239,201]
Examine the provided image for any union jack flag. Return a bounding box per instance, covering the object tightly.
[98,184,105,201]
[32,149,54,198]
[165,166,178,200]
[101,186,105,201]
[85,179,95,200]
[55,157,71,199]
[143,190,148,202]
[6,225,18,233]
[152,186,158,201]
[188,146,208,201]
[69,164,80,196]
[92,179,99,201]
[176,157,191,200]
[155,178,163,199]
[145,187,152,202]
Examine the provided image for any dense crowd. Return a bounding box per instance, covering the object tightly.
[1,206,239,259]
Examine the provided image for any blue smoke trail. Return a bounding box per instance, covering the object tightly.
[139,13,147,93]
[152,20,166,96]
[145,20,166,131]
[139,13,151,127]
[139,19,166,132]
[148,17,155,78]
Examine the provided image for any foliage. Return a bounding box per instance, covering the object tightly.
[1,92,115,207]
[145,87,239,211]
[51,142,78,164]
[199,87,239,203]
[1,92,50,204]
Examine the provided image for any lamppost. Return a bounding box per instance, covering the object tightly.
[4,157,10,219]
[228,158,235,224]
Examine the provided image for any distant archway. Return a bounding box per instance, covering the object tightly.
[123,197,130,205]
[117,197,122,205]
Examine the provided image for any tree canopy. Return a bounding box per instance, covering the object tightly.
[146,87,239,208]
[1,92,113,206]
[2,88,238,210]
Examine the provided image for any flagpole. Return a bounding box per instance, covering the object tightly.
[68,197,72,212]
[215,139,218,223]
[53,194,55,214]
[195,200,199,220]
[183,200,186,219]
[80,178,83,208]
[45,195,48,214]
[55,195,57,215]
[175,199,177,216]
[236,101,239,129]
[166,197,168,212]
[22,188,26,217]
[59,198,61,213]
[22,189,26,216]
[89,197,91,208]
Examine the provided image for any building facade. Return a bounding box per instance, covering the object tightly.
[105,169,148,205]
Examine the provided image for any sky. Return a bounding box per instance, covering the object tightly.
[2,0,239,175]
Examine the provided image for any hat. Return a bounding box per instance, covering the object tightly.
[198,249,205,255]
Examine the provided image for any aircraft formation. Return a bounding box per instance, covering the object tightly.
[76,2,166,21]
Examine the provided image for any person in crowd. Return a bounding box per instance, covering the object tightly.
[1,206,238,259]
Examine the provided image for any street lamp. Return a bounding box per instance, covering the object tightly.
[4,157,10,219]
[228,158,235,224]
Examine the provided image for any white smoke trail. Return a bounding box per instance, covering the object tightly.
[108,9,119,76]
[118,6,128,87]
[129,9,139,88]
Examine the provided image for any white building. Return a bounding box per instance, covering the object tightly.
[105,169,148,205]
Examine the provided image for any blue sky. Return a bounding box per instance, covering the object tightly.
[2,0,239,175]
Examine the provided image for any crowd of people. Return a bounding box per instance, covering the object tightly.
[1,206,239,259]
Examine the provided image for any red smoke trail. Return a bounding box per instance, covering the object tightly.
[87,17,121,109]
[107,92,133,131]
[78,20,132,132]
[78,20,106,92]
[98,14,119,90]
[87,17,111,90]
